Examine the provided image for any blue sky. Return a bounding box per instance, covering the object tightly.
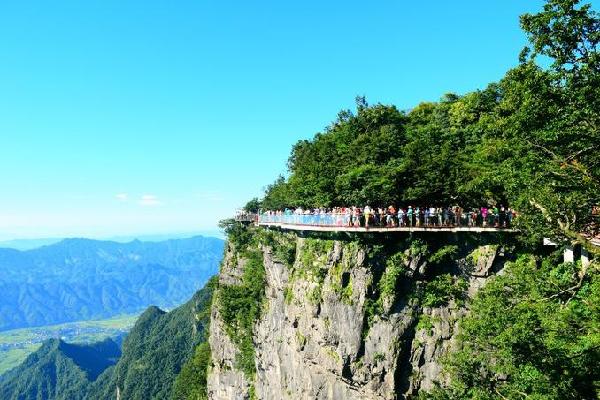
[0,0,544,240]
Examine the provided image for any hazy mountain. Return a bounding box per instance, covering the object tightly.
[0,238,63,251]
[0,231,225,251]
[0,338,121,400]
[0,236,224,331]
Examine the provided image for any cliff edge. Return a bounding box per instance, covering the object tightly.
[207,227,511,399]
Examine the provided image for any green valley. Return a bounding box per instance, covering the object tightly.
[0,314,138,375]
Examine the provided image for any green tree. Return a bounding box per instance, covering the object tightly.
[440,255,600,399]
[488,0,600,252]
[243,198,261,213]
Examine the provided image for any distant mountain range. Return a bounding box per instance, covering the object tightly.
[0,231,225,251]
[0,238,64,251]
[0,236,224,331]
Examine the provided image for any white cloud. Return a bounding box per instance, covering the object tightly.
[139,194,162,207]
[115,193,129,202]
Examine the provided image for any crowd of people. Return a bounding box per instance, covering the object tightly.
[258,205,515,229]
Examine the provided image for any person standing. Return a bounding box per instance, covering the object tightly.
[353,207,361,227]
[364,206,372,228]
[387,206,396,227]
[492,205,499,227]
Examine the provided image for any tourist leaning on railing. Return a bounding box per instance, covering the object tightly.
[257,205,515,229]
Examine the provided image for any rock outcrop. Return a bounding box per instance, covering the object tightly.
[207,230,508,399]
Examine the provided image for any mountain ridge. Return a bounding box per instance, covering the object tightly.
[0,337,121,400]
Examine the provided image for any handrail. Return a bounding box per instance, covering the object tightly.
[257,213,513,230]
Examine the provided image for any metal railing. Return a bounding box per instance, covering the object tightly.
[259,213,351,226]
[235,213,258,223]
[258,212,513,229]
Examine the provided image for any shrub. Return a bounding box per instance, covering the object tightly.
[218,249,266,379]
[421,274,468,308]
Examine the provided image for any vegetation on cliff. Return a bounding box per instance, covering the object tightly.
[218,248,266,379]
[212,221,272,399]
[436,255,600,399]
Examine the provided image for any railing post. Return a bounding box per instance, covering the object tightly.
[564,245,575,263]
[581,248,590,268]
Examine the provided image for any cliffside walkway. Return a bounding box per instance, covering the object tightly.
[235,214,598,265]
[251,215,516,233]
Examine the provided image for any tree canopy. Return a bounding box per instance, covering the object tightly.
[257,0,599,254]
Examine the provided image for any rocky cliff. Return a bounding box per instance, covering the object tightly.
[207,228,511,399]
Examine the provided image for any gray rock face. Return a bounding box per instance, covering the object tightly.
[207,242,251,400]
[207,232,504,399]
[207,306,250,400]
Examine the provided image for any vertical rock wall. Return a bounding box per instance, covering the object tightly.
[207,230,506,400]
[207,243,251,400]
